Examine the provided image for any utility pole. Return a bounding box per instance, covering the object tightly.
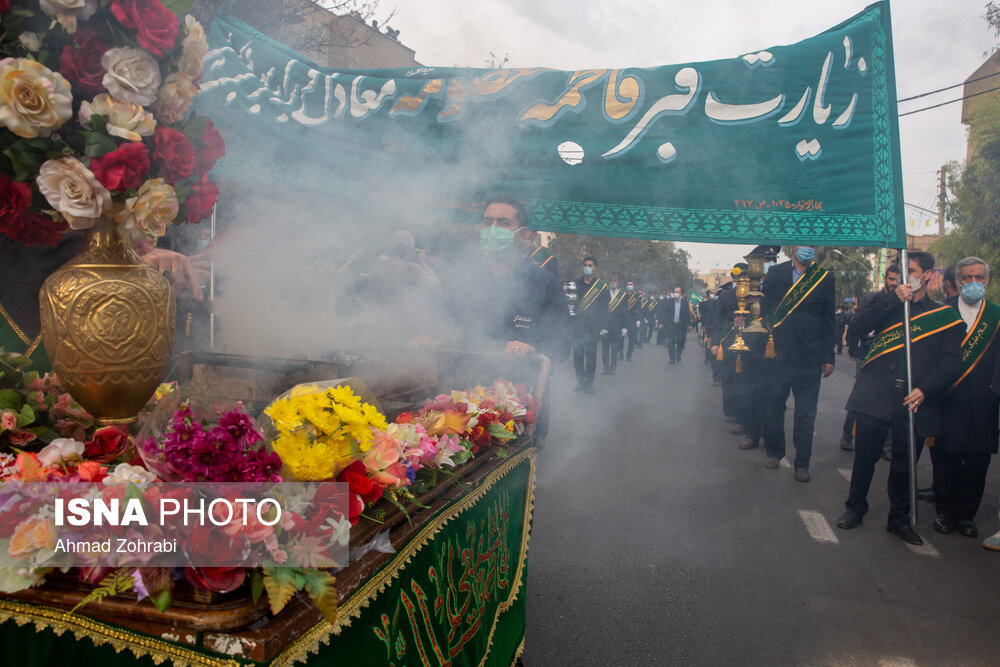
[938,165,947,237]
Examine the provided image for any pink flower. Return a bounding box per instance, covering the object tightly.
[0,410,17,431]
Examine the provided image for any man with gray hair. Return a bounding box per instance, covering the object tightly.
[933,256,1000,539]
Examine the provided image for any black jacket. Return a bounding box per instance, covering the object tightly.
[572,275,610,338]
[761,260,836,369]
[845,291,963,434]
[657,296,690,330]
[938,296,1000,453]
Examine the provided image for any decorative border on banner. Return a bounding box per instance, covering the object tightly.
[272,448,537,667]
[0,599,242,667]
[530,200,880,246]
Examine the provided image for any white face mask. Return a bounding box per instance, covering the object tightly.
[907,273,923,290]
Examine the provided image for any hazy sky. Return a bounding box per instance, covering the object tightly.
[389,0,996,271]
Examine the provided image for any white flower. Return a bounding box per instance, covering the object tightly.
[18,32,42,52]
[118,178,178,239]
[0,58,73,138]
[79,94,156,141]
[178,16,209,80]
[37,438,85,467]
[101,47,161,107]
[38,0,98,21]
[103,463,156,485]
[36,157,110,230]
[323,515,352,547]
[152,72,198,125]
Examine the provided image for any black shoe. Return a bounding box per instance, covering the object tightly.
[957,520,979,537]
[601,369,610,375]
[836,510,864,529]
[887,524,924,545]
[917,487,935,502]
[840,438,854,451]
[668,359,676,364]
[583,385,596,394]
[933,515,957,534]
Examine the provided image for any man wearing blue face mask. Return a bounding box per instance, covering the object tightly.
[760,246,836,483]
[932,256,1000,539]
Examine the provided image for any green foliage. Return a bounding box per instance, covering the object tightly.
[71,569,134,613]
[263,567,338,624]
[547,235,692,292]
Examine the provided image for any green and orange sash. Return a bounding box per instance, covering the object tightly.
[609,289,626,312]
[646,298,658,313]
[863,304,964,367]
[627,293,639,310]
[768,263,828,329]
[576,278,607,314]
[528,246,554,270]
[947,300,1000,392]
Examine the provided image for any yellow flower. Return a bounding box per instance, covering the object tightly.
[265,398,304,432]
[361,402,387,430]
[272,432,340,481]
[328,385,362,410]
[153,383,176,401]
[299,398,340,435]
[504,420,515,433]
[119,178,178,239]
[0,58,73,138]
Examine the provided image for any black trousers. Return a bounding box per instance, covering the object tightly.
[734,363,763,442]
[626,324,638,359]
[845,400,923,527]
[763,365,821,469]
[601,334,622,372]
[841,410,857,443]
[721,372,737,419]
[930,446,992,522]
[665,323,686,361]
[573,338,599,386]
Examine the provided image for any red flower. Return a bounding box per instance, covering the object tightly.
[337,461,384,505]
[195,119,226,176]
[153,126,195,184]
[59,29,108,96]
[111,0,180,56]
[2,209,66,246]
[185,175,218,223]
[85,425,132,463]
[89,142,150,191]
[0,173,31,221]
[395,412,414,424]
[75,460,108,483]
[185,566,247,594]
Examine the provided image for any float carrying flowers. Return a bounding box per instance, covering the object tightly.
[0,0,224,246]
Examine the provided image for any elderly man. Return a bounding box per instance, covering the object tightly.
[836,252,964,545]
[932,257,1000,538]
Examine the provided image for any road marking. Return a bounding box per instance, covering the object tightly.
[798,510,840,544]
[839,468,852,482]
[878,657,919,667]
[905,540,940,558]
[780,457,792,468]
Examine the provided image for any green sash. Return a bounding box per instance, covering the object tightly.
[609,289,625,312]
[863,305,965,367]
[768,263,829,329]
[646,298,658,313]
[528,246,554,270]
[720,321,735,343]
[639,297,648,310]
[627,293,638,310]
[947,300,1000,392]
[576,278,607,314]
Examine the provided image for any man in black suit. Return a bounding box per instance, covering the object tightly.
[760,246,836,482]
[624,280,641,361]
[572,256,609,393]
[601,274,628,376]
[662,286,691,363]
[932,256,999,538]
[836,252,964,545]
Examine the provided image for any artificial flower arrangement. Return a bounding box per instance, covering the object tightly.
[0,0,223,246]
[0,363,539,623]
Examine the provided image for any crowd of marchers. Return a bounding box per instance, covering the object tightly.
[699,248,1000,550]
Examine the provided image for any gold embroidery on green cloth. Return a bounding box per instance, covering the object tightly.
[0,598,243,667]
[608,289,625,312]
[767,263,828,330]
[576,279,607,315]
[947,300,1000,392]
[272,449,537,667]
[863,305,964,367]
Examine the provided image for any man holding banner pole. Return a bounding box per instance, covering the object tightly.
[836,251,963,545]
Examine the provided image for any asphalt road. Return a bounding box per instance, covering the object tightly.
[524,334,1000,666]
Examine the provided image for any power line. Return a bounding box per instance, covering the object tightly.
[898,84,1000,117]
[897,69,1000,103]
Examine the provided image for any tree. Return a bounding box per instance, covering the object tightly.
[781,246,873,305]
[546,235,693,293]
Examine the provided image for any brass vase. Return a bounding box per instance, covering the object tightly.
[39,216,175,425]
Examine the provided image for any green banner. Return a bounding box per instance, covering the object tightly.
[196,2,903,246]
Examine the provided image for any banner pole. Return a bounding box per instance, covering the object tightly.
[899,247,918,528]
